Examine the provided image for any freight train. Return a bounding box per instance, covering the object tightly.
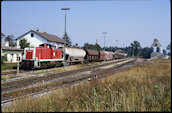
[20,43,127,69]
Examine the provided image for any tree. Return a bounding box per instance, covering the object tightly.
[163,49,167,55]
[95,43,102,51]
[1,55,7,64]
[4,35,16,47]
[62,32,72,47]
[130,41,142,57]
[19,39,30,49]
[82,43,102,51]
[141,47,151,58]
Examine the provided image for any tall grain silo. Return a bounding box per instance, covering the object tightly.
[151,46,157,53]
[151,39,162,53]
[150,38,164,58]
[159,47,163,53]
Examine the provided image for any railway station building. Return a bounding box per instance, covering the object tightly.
[16,30,66,48]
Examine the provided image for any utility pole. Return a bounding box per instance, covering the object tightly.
[116,40,119,49]
[61,8,70,67]
[17,56,20,76]
[103,32,107,61]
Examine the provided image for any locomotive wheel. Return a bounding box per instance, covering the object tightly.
[41,62,48,69]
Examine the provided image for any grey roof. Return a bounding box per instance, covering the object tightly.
[151,39,161,47]
[2,46,23,51]
[1,33,5,36]
[1,42,23,51]
[16,30,67,44]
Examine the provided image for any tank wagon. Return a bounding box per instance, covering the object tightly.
[20,43,63,69]
[64,47,86,65]
[84,49,100,62]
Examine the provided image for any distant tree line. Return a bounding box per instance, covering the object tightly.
[81,43,102,51]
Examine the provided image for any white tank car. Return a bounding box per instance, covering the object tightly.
[64,48,86,64]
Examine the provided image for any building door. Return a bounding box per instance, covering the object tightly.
[11,54,14,63]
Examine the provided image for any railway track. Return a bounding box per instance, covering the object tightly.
[1,58,135,107]
[1,58,128,89]
[1,70,32,76]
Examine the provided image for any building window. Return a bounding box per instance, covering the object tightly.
[16,54,19,61]
[31,33,34,37]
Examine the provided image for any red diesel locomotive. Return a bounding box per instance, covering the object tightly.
[20,43,63,69]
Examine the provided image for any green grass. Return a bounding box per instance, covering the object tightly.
[1,76,10,81]
[1,63,17,71]
[3,59,171,112]
[1,75,17,82]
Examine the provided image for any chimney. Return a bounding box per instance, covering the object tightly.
[36,28,39,32]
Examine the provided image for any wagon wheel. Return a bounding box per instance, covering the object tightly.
[63,60,69,66]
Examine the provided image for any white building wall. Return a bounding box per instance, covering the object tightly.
[16,32,50,48]
[7,54,11,62]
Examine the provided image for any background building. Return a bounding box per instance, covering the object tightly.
[1,41,23,63]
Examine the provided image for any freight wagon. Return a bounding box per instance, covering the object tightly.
[99,51,111,61]
[84,49,100,62]
[108,52,115,60]
[114,49,127,59]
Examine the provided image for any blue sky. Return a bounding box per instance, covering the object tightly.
[1,0,171,50]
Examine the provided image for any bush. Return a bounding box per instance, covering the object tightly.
[1,55,7,64]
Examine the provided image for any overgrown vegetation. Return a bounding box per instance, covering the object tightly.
[1,63,17,71]
[1,76,16,82]
[3,59,171,112]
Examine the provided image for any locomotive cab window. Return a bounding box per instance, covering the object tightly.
[31,33,34,37]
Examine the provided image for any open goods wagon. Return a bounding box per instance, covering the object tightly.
[99,51,111,61]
